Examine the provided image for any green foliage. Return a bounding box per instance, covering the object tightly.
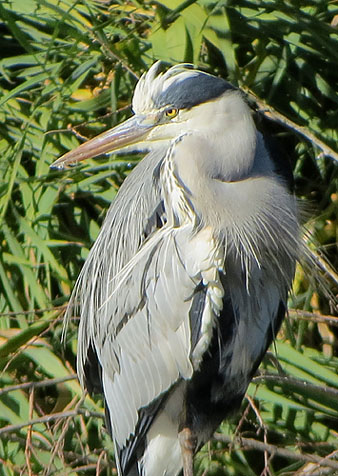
[0,0,337,474]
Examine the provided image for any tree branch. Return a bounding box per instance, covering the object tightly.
[246,90,338,163]
[288,309,338,327]
[0,375,77,397]
[0,407,105,436]
[214,433,338,471]
[252,373,338,400]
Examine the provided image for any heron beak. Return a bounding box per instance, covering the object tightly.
[50,114,155,169]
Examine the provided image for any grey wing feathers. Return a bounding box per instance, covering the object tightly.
[97,224,206,447]
[70,148,166,390]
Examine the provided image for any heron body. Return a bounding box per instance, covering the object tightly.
[53,63,300,476]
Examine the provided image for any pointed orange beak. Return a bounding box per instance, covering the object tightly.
[50,114,155,169]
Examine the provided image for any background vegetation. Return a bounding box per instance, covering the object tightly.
[0,0,337,474]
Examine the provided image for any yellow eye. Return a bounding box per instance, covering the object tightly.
[165,107,178,118]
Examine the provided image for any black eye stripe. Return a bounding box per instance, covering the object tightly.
[156,73,235,110]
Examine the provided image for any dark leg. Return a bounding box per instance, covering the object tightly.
[178,427,197,476]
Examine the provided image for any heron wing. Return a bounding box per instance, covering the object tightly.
[92,223,223,448]
[68,149,167,395]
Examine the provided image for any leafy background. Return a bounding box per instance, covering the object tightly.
[0,0,337,475]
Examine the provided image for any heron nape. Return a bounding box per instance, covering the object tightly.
[52,62,300,476]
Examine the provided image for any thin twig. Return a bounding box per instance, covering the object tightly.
[246,396,271,476]
[43,395,86,476]
[0,305,67,317]
[45,105,131,139]
[0,407,105,436]
[25,387,34,476]
[231,400,252,451]
[213,433,338,471]
[288,309,338,327]
[293,465,336,476]
[0,375,77,397]
[252,373,338,400]
[90,29,140,80]
[68,463,108,473]
[96,451,106,476]
[306,248,338,288]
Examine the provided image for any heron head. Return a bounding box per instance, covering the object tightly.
[51,62,238,169]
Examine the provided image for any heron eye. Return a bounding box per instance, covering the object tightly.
[165,107,178,119]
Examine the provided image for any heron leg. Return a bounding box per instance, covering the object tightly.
[178,427,197,476]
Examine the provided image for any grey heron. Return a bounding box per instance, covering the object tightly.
[52,62,300,476]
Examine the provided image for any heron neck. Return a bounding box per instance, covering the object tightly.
[162,125,280,236]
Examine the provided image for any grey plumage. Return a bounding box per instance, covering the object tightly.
[52,62,301,476]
